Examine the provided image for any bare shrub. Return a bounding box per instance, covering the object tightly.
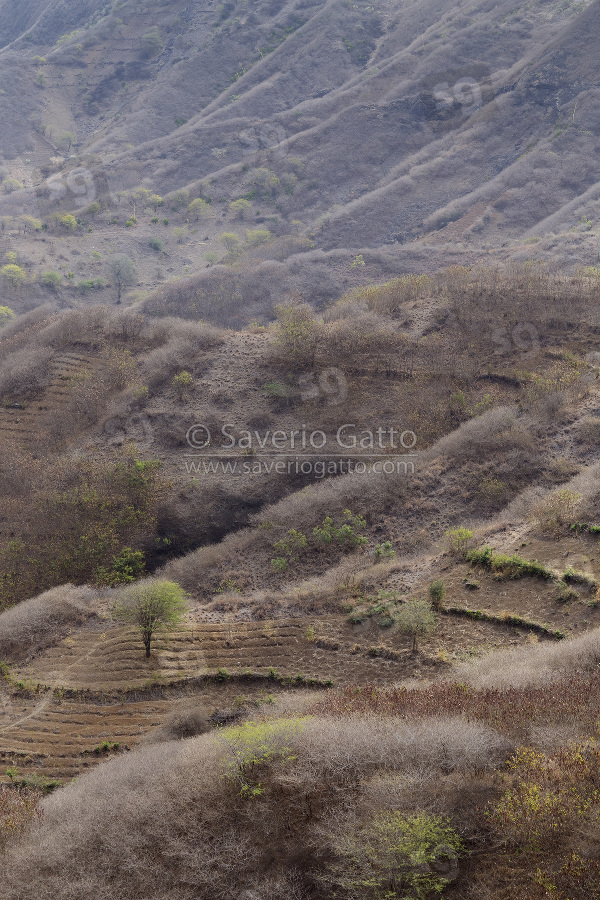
[453,627,600,690]
[147,702,214,742]
[0,786,42,852]
[0,304,57,345]
[0,714,509,900]
[531,487,582,536]
[288,716,511,787]
[140,320,223,390]
[0,585,98,660]
[0,347,54,399]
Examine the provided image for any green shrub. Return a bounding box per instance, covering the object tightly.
[218,718,308,798]
[466,547,555,581]
[562,566,597,590]
[395,598,436,653]
[428,579,446,609]
[443,527,474,557]
[374,541,396,559]
[95,547,145,587]
[273,529,307,564]
[556,582,579,603]
[313,510,367,550]
[245,228,271,246]
[148,237,164,251]
[326,810,463,899]
[173,370,194,398]
[0,305,15,325]
[189,198,210,219]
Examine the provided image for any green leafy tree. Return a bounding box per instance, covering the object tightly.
[59,214,78,232]
[245,228,271,247]
[229,198,251,219]
[274,302,323,369]
[112,580,188,657]
[395,598,436,654]
[41,271,62,291]
[108,254,137,304]
[149,194,163,212]
[18,215,42,234]
[428,579,446,610]
[0,306,15,326]
[0,265,26,289]
[220,232,241,253]
[189,198,209,220]
[55,130,75,152]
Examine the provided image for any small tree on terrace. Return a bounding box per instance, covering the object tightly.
[108,254,137,304]
[395,598,436,654]
[112,580,188,658]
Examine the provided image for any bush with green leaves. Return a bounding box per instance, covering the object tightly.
[428,579,446,610]
[271,529,307,572]
[218,717,308,798]
[219,232,241,253]
[95,547,145,587]
[313,510,367,550]
[245,228,271,247]
[41,271,62,291]
[189,198,209,220]
[1,264,26,289]
[273,302,323,369]
[375,541,396,559]
[173,370,194,398]
[466,547,555,581]
[325,810,463,899]
[229,198,251,219]
[0,305,15,326]
[58,214,78,232]
[149,237,164,252]
[395,598,437,653]
[443,527,475,558]
[112,580,188,658]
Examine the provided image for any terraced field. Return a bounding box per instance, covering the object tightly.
[0,590,575,787]
[0,351,96,448]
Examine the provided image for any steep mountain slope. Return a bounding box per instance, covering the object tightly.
[0,0,597,321]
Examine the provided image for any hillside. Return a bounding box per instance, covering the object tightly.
[0,0,598,321]
[3,1,600,898]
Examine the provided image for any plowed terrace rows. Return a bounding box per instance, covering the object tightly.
[0,617,428,783]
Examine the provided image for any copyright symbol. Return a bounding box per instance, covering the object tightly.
[186,424,211,449]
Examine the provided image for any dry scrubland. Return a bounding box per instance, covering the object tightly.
[1,0,600,895]
[2,267,600,895]
[0,0,598,320]
[2,633,600,899]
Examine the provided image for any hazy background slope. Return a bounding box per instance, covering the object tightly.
[0,0,596,320]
